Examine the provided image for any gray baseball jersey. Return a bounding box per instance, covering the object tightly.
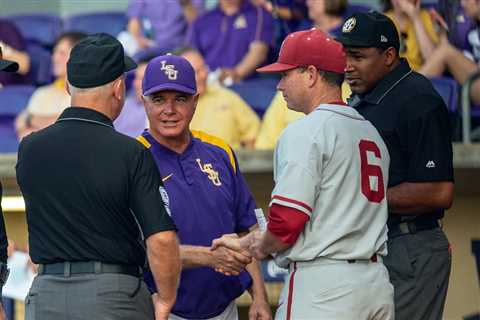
[270,103,390,268]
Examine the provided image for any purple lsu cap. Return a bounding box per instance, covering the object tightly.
[142,54,197,96]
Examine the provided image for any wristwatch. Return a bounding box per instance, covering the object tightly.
[0,262,9,286]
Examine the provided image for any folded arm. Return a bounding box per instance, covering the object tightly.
[387,181,454,214]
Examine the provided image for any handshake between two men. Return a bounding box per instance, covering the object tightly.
[210,227,292,276]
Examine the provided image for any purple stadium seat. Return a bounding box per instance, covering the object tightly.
[63,11,127,37]
[0,85,36,153]
[430,76,461,139]
[6,13,62,48]
[229,78,279,118]
[430,76,459,113]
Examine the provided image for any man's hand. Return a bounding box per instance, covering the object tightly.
[210,242,252,276]
[394,0,420,18]
[211,231,268,260]
[245,230,269,260]
[218,68,241,85]
[249,296,272,320]
[211,233,255,252]
[250,0,273,12]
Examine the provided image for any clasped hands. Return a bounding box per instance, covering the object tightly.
[209,230,266,276]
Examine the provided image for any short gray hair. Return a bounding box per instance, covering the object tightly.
[67,77,120,95]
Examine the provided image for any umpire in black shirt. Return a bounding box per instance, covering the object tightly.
[337,12,454,320]
[16,33,181,320]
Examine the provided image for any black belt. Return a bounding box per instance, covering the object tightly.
[38,261,141,277]
[388,219,440,238]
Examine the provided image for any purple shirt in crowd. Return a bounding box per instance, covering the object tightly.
[114,93,147,138]
[187,1,274,71]
[0,19,29,86]
[465,21,480,63]
[127,0,205,50]
[141,130,256,319]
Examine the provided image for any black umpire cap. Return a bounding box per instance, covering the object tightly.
[67,33,137,88]
[0,47,19,72]
[336,11,400,53]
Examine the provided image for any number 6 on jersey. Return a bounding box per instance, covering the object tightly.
[359,140,385,203]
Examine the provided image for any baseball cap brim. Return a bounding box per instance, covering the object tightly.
[143,83,196,96]
[335,35,372,48]
[256,62,298,73]
[124,56,137,72]
[0,59,19,72]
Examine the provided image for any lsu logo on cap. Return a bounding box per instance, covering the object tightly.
[342,17,356,33]
[160,60,178,80]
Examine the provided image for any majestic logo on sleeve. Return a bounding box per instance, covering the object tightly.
[196,158,222,186]
[426,160,436,168]
[342,17,356,33]
[160,60,178,80]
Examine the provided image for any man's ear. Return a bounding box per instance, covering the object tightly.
[384,47,398,67]
[307,65,319,88]
[113,77,124,100]
[65,81,71,96]
[192,94,199,111]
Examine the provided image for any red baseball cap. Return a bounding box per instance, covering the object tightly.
[257,29,346,74]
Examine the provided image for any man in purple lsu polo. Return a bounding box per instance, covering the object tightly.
[137,54,272,320]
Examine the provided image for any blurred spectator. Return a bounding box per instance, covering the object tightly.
[187,0,274,84]
[123,0,205,55]
[298,0,348,37]
[383,0,439,70]
[254,91,303,150]
[113,56,150,138]
[253,0,306,24]
[255,82,352,149]
[15,32,87,140]
[252,0,308,49]
[419,0,480,105]
[178,47,260,149]
[0,19,31,86]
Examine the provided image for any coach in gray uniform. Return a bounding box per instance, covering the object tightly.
[16,33,181,320]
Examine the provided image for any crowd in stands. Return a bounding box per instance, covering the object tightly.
[1,0,479,153]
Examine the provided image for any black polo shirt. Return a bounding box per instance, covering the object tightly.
[0,182,8,263]
[348,59,454,224]
[16,107,176,266]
